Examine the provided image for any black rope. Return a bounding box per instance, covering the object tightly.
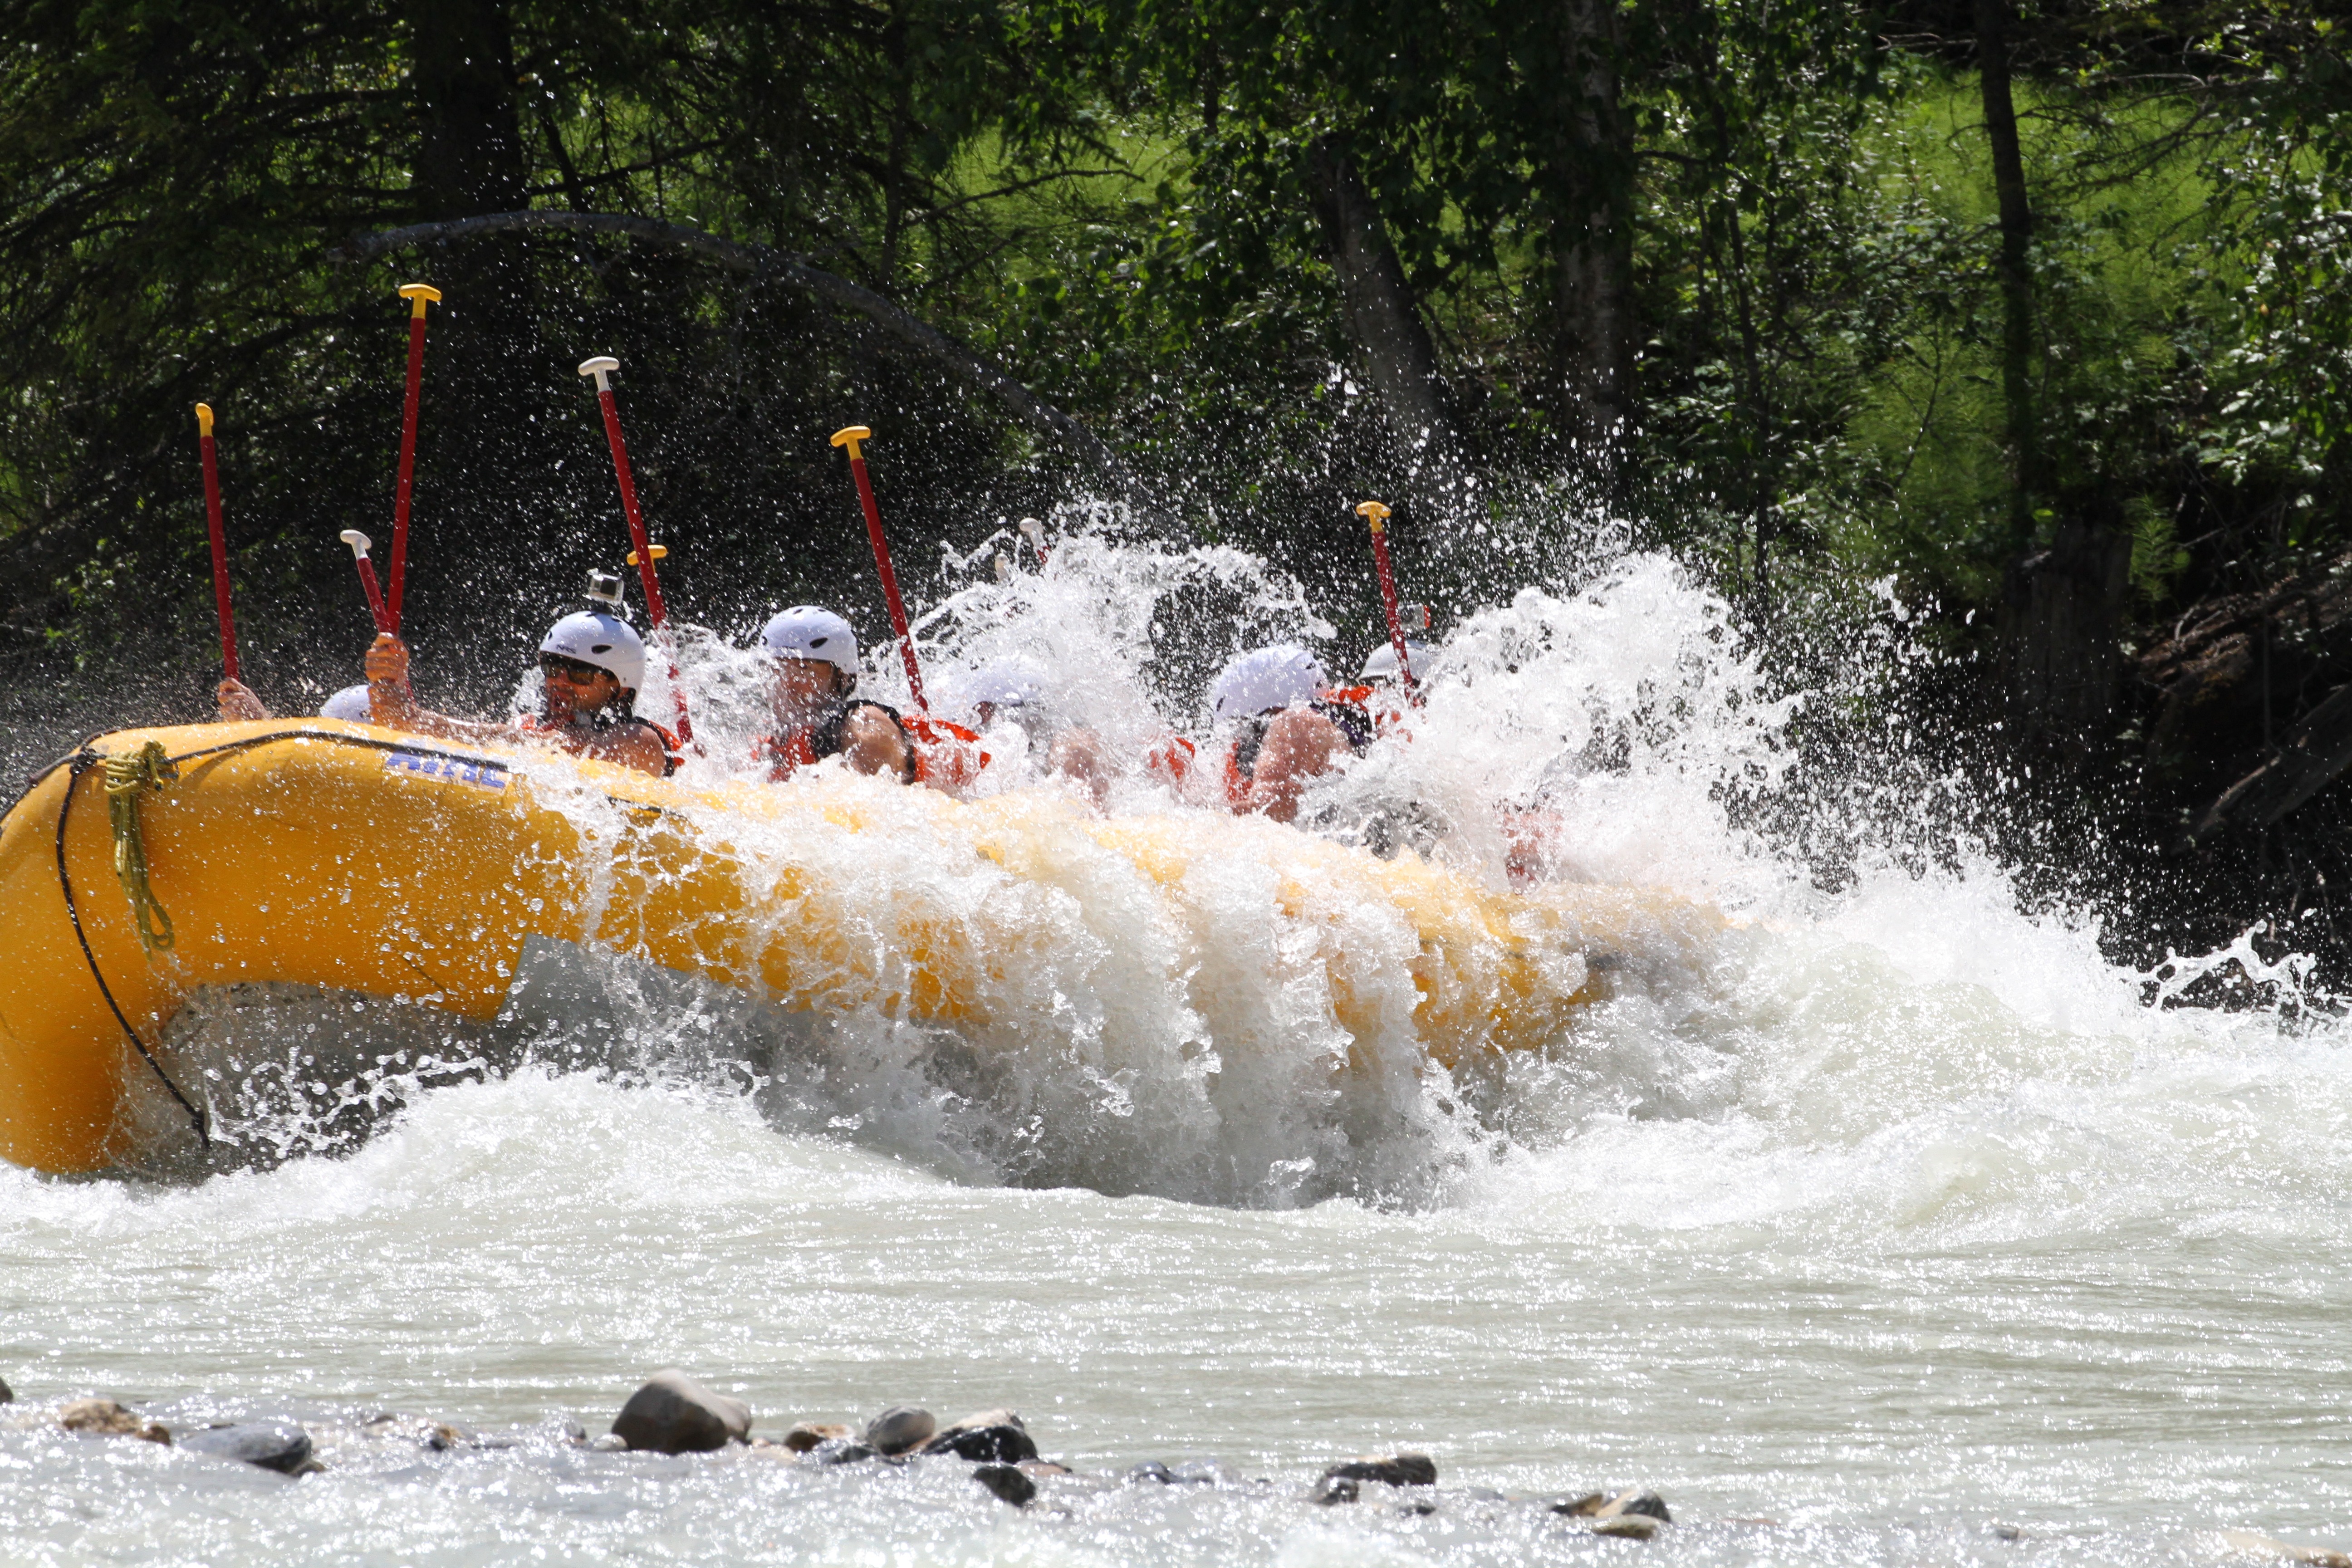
[54,753,210,1147]
[36,723,682,1154]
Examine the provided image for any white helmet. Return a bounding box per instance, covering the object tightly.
[1210,644,1328,724]
[1360,640,1432,684]
[760,606,859,683]
[962,662,1045,714]
[540,609,646,692]
[319,684,372,723]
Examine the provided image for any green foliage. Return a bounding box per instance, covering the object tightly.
[4,0,2352,730]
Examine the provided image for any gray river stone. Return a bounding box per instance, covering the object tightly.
[811,1437,879,1465]
[923,1423,1039,1463]
[863,1406,936,1455]
[1591,1515,1662,1541]
[0,1374,11,1404]
[783,1422,850,1453]
[1554,1487,1672,1523]
[611,1370,751,1455]
[59,1399,169,1445]
[972,1463,1037,1506]
[179,1421,316,1475]
[1322,1454,1437,1489]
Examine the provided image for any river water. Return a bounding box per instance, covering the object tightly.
[5,543,2348,1565]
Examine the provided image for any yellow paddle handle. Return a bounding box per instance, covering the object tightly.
[399,282,443,317]
[627,546,668,567]
[831,425,873,461]
[195,402,214,437]
[1356,499,1392,533]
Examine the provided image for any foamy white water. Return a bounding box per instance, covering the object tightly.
[6,540,2350,1565]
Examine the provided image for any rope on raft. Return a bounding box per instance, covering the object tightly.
[104,740,178,953]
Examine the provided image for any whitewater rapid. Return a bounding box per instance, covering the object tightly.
[6,540,2349,1564]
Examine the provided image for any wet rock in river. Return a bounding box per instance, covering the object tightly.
[863,1406,936,1456]
[1312,1474,1360,1506]
[1592,1514,1661,1541]
[1127,1460,1176,1485]
[610,1370,751,1455]
[1322,1454,1437,1489]
[811,1437,879,1465]
[180,1421,316,1475]
[1553,1487,1671,1523]
[0,1374,12,1404]
[783,1421,851,1453]
[2216,1531,2352,1567]
[924,1422,1039,1464]
[59,1399,170,1445]
[939,1407,1022,1437]
[973,1463,1037,1506]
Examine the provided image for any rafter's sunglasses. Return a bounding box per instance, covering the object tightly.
[539,654,608,685]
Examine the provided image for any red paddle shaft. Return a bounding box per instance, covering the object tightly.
[387,284,441,632]
[1357,501,1417,696]
[341,532,392,632]
[831,425,927,713]
[195,403,240,681]
[578,358,691,744]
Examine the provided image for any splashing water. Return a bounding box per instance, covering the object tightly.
[9,524,2352,1565]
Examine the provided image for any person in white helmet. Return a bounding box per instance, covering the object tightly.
[753,605,916,784]
[1207,644,1372,822]
[1338,638,1432,736]
[362,571,674,777]
[318,684,374,723]
[210,681,373,724]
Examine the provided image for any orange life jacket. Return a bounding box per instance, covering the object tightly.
[905,714,988,793]
[755,727,822,784]
[1146,733,1196,788]
[757,707,988,789]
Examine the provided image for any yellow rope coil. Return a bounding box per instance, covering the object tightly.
[104,740,178,952]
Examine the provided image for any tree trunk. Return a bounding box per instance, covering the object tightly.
[1307,136,1464,496]
[1997,517,2128,756]
[407,0,529,220]
[1975,0,2038,549]
[397,0,541,643]
[1546,0,1633,463]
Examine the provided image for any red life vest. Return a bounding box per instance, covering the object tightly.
[756,709,989,789]
[905,714,988,793]
[1146,733,1196,789]
[755,728,821,784]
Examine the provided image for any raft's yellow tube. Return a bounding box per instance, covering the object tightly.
[0,721,1718,1174]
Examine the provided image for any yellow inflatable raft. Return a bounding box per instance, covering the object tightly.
[0,721,1718,1174]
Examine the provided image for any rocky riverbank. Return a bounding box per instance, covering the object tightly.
[9,1366,2352,1565]
[0,1364,1695,1540]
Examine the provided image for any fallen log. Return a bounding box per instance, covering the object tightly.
[2195,681,2352,838]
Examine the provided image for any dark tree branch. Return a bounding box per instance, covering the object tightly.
[330,208,1141,502]
[2197,684,2352,838]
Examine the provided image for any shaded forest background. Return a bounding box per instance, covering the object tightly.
[4,0,2352,978]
